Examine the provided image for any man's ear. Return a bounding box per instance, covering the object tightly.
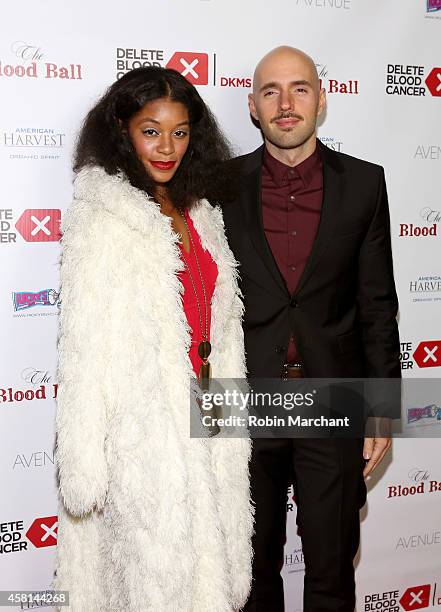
[318,88,327,117]
[248,93,258,121]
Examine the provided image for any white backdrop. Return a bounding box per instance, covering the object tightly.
[1,1,441,610]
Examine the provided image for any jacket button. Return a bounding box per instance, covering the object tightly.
[290,298,298,308]
[275,345,286,354]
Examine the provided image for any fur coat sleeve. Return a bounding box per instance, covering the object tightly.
[55,201,110,516]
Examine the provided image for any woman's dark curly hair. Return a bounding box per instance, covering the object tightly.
[74,66,235,207]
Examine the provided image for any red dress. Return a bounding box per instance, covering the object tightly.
[178,208,218,377]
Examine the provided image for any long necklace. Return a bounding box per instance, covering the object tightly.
[179,209,212,389]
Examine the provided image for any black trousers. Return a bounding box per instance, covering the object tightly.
[243,437,367,612]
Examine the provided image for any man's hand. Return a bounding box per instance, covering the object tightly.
[363,437,391,478]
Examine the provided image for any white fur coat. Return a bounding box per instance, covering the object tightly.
[53,167,253,611]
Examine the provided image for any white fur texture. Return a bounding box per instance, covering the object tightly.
[53,167,253,611]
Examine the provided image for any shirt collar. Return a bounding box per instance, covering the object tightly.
[263,141,322,188]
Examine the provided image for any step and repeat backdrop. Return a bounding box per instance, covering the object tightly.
[1,0,440,610]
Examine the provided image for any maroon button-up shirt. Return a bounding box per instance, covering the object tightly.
[261,144,323,363]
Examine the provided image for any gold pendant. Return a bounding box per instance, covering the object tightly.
[199,360,211,391]
[198,340,211,360]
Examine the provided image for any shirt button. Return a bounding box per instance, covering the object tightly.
[291,230,297,236]
[290,266,296,272]
[290,195,296,201]
[289,169,295,176]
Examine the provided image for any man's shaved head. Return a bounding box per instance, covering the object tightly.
[253,46,320,95]
[248,45,325,163]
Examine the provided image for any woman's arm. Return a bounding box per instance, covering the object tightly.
[55,200,110,516]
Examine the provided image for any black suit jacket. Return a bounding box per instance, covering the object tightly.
[222,141,401,379]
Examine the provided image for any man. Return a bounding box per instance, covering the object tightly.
[221,46,401,611]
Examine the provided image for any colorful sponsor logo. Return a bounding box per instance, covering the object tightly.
[407,404,441,423]
[400,584,431,610]
[12,289,60,311]
[1,208,61,244]
[0,517,57,554]
[26,516,58,549]
[166,51,209,85]
[426,68,441,97]
[427,0,441,12]
[365,582,441,611]
[400,340,441,369]
[413,340,441,368]
[116,48,255,88]
[386,64,441,97]
[116,47,212,85]
[15,209,61,242]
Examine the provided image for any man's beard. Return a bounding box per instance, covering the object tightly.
[263,121,315,150]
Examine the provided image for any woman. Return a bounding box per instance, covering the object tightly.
[53,67,252,612]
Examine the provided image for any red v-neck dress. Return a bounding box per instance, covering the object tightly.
[178,208,218,377]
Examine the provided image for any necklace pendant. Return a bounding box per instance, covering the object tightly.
[199,360,211,391]
[198,340,211,360]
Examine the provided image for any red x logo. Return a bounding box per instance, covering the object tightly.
[166,52,209,85]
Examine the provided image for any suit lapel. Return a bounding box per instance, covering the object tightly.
[242,148,289,295]
[293,142,344,295]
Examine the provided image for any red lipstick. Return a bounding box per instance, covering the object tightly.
[150,161,176,170]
